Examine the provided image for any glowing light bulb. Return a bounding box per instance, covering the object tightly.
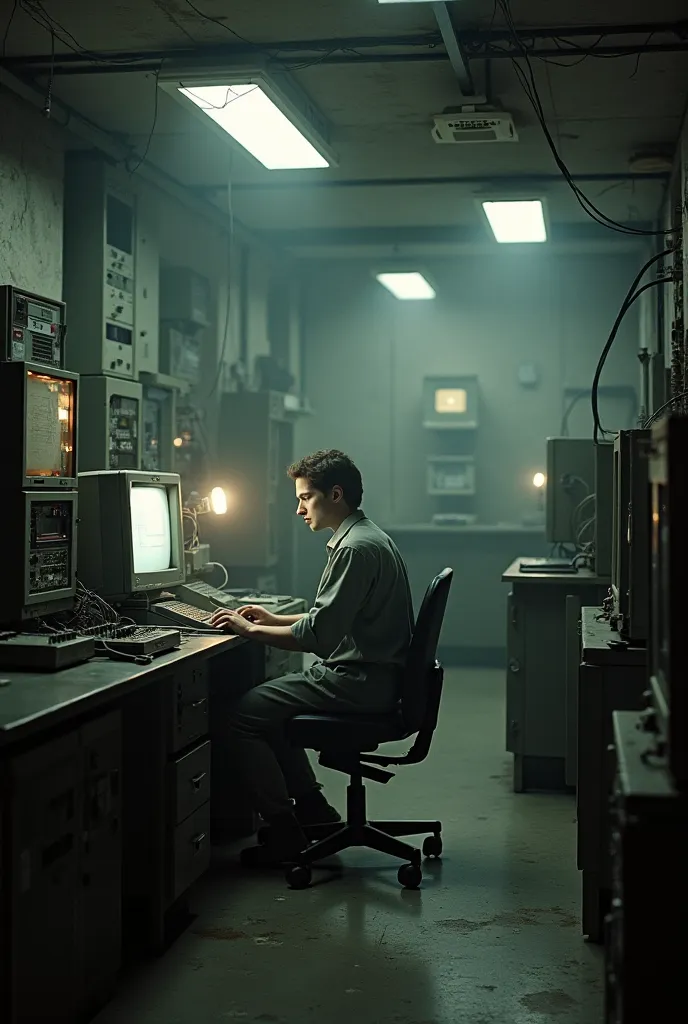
[210,487,228,515]
[533,472,546,489]
[173,436,183,448]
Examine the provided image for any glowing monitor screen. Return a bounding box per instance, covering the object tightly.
[129,484,172,574]
[25,370,76,478]
[435,388,467,414]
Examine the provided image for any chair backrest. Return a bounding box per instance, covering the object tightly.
[399,567,453,732]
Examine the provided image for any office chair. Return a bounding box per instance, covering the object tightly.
[282,566,453,890]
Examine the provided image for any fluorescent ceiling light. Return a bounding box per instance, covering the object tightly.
[160,61,336,170]
[376,273,436,300]
[482,200,547,243]
[178,84,328,169]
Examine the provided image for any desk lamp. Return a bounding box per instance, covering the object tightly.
[183,487,228,549]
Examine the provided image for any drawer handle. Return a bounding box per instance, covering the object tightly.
[190,772,207,790]
[182,697,207,709]
[191,832,207,852]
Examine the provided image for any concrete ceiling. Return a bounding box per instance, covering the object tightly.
[2,0,688,254]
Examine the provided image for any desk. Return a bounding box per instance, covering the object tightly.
[0,633,260,1024]
[576,608,647,942]
[502,558,609,792]
[0,635,244,747]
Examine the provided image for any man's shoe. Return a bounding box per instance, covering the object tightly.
[294,790,342,827]
[240,811,307,869]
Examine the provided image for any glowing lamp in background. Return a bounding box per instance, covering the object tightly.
[210,487,228,515]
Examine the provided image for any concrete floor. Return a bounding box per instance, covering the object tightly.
[94,668,604,1024]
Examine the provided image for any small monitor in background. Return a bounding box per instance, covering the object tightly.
[435,388,467,415]
[422,375,479,429]
[78,470,185,602]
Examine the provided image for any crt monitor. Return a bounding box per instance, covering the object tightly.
[77,470,185,601]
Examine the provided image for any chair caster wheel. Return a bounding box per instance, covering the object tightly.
[423,835,443,859]
[286,864,312,889]
[398,862,422,889]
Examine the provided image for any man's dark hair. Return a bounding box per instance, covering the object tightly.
[288,449,363,509]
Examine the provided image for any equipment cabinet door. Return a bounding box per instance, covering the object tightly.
[506,590,525,755]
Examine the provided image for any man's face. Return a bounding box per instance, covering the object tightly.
[294,477,341,532]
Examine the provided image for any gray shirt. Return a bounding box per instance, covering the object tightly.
[291,511,414,684]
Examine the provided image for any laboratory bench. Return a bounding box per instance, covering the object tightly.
[501,558,610,793]
[0,603,304,1024]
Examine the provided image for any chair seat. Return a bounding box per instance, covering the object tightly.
[287,710,407,751]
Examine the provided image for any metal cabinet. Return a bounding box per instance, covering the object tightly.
[576,611,646,942]
[505,590,526,761]
[4,733,82,1024]
[502,561,608,793]
[1,711,122,1024]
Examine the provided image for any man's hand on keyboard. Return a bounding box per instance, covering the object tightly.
[209,607,252,636]
[236,604,280,627]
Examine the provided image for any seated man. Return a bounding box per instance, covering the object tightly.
[210,449,414,864]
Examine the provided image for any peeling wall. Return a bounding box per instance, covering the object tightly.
[0,88,65,299]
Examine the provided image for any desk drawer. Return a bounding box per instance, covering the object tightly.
[171,741,211,825]
[169,665,209,753]
[171,803,210,901]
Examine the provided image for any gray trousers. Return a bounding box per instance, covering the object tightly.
[228,664,399,819]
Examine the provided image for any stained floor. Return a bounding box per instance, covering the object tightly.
[94,668,604,1024]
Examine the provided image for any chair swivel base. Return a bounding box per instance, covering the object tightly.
[289,772,442,889]
[286,817,442,890]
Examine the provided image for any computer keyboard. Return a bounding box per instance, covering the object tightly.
[79,623,181,656]
[151,599,216,629]
[174,581,296,613]
[227,590,293,605]
[174,580,245,612]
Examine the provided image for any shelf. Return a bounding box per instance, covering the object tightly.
[426,455,475,496]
